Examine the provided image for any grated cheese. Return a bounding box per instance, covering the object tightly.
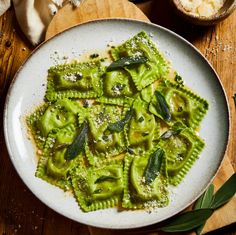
[179,0,225,17]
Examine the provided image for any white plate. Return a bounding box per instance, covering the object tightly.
[4,19,229,229]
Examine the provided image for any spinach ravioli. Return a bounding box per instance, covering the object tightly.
[26,31,208,212]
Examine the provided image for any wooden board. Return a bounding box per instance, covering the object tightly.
[0,0,235,234]
[46,0,149,40]
[45,1,236,234]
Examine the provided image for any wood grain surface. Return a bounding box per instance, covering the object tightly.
[0,0,235,235]
[46,0,149,39]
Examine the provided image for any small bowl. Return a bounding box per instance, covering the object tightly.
[170,0,236,25]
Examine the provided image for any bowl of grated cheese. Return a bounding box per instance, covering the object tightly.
[170,0,236,25]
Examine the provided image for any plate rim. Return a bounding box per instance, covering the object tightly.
[3,18,231,229]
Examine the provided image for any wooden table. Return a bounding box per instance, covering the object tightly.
[0,1,235,235]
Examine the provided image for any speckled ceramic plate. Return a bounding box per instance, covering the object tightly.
[4,19,229,229]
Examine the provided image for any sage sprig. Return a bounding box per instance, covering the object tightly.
[65,122,88,161]
[107,55,148,71]
[158,173,236,233]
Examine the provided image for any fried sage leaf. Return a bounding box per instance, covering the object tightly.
[160,209,214,232]
[107,55,148,71]
[65,122,88,161]
[95,175,120,184]
[107,108,134,133]
[210,172,236,209]
[154,91,171,122]
[144,148,164,184]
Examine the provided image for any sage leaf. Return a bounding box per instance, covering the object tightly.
[144,148,164,184]
[107,55,148,71]
[194,184,214,235]
[154,91,171,122]
[95,175,120,184]
[107,108,134,132]
[65,122,88,161]
[160,129,182,139]
[210,172,236,209]
[194,184,214,210]
[160,209,214,232]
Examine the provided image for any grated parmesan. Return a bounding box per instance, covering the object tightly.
[179,0,225,17]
